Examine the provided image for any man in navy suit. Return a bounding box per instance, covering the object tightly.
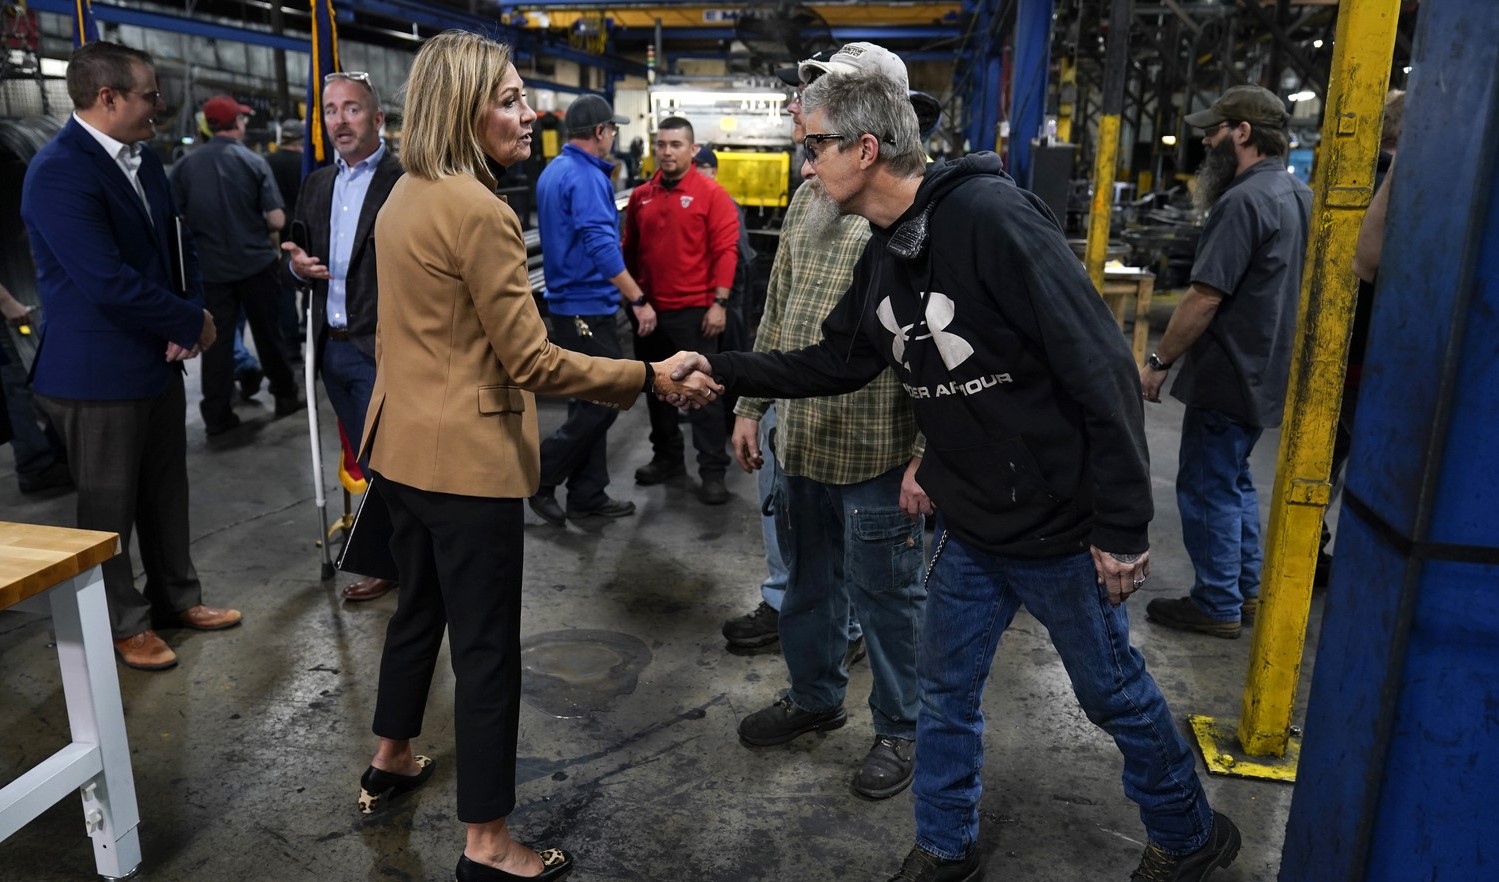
[21,41,242,671]
[281,71,402,602]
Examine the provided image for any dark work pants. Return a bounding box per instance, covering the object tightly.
[36,373,203,639]
[200,260,297,429]
[631,306,729,477]
[372,474,524,823]
[538,312,622,510]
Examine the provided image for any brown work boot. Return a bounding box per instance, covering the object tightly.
[113,630,178,671]
[173,604,243,631]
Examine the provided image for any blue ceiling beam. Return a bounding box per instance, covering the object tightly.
[614,26,962,41]
[27,0,306,52]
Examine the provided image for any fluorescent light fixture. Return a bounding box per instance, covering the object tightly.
[1287,165,1296,174]
[1403,66,1412,74]
[1312,39,1324,49]
[651,91,787,104]
[1160,134,1177,146]
[1288,90,1317,102]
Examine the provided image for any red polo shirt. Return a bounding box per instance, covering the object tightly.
[622,166,740,311]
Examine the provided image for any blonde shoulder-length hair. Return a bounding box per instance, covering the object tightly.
[400,30,514,190]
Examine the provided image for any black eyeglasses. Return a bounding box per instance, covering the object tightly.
[803,132,897,165]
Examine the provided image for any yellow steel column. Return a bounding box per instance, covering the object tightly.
[1236,0,1402,758]
[1057,55,1076,143]
[1086,0,1132,294]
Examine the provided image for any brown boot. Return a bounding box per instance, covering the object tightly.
[113,630,178,670]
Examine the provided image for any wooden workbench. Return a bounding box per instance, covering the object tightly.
[0,521,142,879]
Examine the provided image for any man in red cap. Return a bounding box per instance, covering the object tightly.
[171,94,303,436]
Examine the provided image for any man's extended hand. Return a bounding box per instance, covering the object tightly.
[1090,546,1151,607]
[651,350,723,408]
[281,241,330,281]
[900,456,933,521]
[731,415,762,473]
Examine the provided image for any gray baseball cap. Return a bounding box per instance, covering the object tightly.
[565,94,628,134]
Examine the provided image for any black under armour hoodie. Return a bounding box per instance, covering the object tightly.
[708,152,1151,558]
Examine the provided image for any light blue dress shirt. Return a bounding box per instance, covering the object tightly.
[326,139,386,327]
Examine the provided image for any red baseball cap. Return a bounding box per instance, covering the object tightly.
[203,95,253,130]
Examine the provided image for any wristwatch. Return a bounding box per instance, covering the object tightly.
[627,295,647,308]
[1146,353,1173,372]
[714,295,730,307]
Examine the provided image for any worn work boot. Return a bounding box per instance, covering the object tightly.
[722,600,780,648]
[852,735,915,799]
[634,458,685,485]
[1145,596,1241,639]
[1239,596,1259,626]
[738,695,846,746]
[844,635,867,669]
[1131,811,1241,881]
[886,846,981,882]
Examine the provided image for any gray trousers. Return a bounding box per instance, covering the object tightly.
[36,372,203,638]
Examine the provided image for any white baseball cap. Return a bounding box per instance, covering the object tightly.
[799,42,910,92]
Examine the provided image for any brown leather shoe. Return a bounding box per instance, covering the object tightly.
[342,577,396,602]
[174,604,243,631]
[114,630,178,670]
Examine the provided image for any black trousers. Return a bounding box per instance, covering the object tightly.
[372,473,524,823]
[36,373,203,638]
[631,306,729,476]
[200,260,297,428]
[538,312,623,510]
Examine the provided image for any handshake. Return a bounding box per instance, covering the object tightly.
[647,351,720,408]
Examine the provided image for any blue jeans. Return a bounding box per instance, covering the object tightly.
[913,528,1213,860]
[1177,406,1264,621]
[320,336,377,469]
[232,318,259,376]
[777,463,924,738]
[757,406,788,610]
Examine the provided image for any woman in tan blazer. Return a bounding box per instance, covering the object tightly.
[353,30,718,882]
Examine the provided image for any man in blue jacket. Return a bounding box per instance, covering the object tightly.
[21,41,241,672]
[528,94,656,525]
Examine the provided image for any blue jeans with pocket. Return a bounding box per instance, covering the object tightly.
[776,462,924,738]
[1177,405,1265,621]
[913,527,1213,860]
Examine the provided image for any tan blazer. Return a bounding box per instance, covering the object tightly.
[361,173,645,498]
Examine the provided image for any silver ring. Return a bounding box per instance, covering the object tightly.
[1132,578,1146,586]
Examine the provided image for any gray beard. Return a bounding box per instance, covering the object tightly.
[802,181,845,241]
[1194,139,1240,212]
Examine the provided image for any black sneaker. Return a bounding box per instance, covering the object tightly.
[738,695,846,746]
[844,635,867,669]
[852,735,914,799]
[887,846,981,882]
[274,395,306,417]
[1131,811,1241,881]
[1145,596,1241,639]
[236,367,263,401]
[635,459,685,485]
[723,601,780,648]
[699,474,729,505]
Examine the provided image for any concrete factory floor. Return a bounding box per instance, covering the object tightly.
[0,311,1322,882]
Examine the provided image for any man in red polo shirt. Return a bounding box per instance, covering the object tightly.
[623,116,740,504]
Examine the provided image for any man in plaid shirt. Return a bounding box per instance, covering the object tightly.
[730,42,930,800]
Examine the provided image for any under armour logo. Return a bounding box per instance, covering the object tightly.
[680,195,694,208]
[877,291,975,371]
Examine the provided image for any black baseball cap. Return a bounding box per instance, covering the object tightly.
[1184,85,1290,130]
[564,94,628,134]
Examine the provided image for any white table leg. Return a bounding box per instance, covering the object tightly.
[49,564,143,880]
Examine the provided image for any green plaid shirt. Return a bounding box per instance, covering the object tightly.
[735,184,922,484]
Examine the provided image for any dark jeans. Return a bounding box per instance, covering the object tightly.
[200,260,297,429]
[1,329,65,480]
[36,374,204,638]
[538,312,623,510]
[631,306,729,477]
[320,336,377,469]
[373,473,525,823]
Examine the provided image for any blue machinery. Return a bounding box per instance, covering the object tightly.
[1280,0,1498,877]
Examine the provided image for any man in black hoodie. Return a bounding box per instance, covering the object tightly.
[675,71,1240,882]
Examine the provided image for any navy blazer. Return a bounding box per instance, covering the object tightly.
[293,150,402,361]
[21,117,206,400]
